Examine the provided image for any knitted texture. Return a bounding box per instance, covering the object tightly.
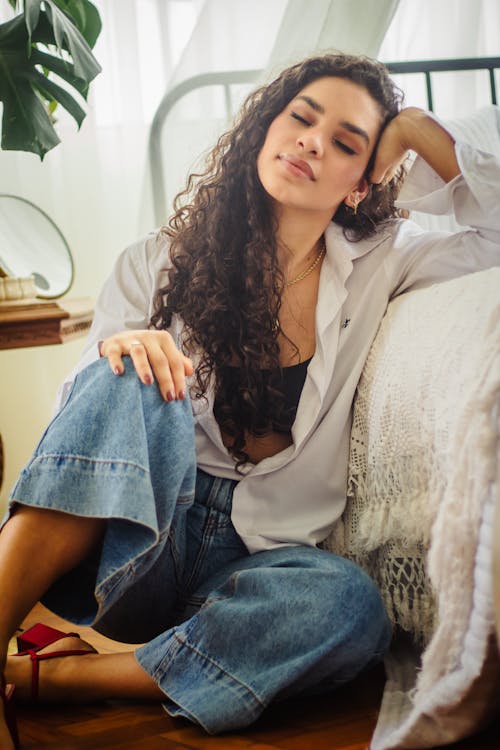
[325,267,500,747]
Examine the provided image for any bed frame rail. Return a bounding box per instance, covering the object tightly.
[386,57,499,110]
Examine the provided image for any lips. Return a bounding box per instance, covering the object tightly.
[278,153,315,180]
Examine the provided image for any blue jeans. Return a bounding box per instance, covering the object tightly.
[9,358,391,733]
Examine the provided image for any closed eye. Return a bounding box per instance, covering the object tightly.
[291,111,310,125]
[291,110,357,155]
[334,140,356,155]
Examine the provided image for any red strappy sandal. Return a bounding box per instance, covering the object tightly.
[1,676,19,749]
[15,623,96,701]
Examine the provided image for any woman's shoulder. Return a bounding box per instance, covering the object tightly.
[114,229,172,290]
[122,229,170,268]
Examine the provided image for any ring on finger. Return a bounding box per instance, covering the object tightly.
[129,340,144,349]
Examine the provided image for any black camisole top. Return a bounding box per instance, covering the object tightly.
[214,356,312,434]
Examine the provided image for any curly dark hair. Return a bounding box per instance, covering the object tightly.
[151,52,406,468]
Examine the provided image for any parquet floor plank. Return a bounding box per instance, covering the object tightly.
[161,731,263,749]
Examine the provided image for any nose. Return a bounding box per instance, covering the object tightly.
[296,127,324,157]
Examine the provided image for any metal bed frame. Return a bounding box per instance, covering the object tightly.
[149,57,500,224]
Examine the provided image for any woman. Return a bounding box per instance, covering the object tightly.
[1,53,498,748]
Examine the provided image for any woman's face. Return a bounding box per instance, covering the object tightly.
[257,76,383,218]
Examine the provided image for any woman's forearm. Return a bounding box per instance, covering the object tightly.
[396,107,461,183]
[370,106,461,186]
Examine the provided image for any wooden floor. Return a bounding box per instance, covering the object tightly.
[8,603,500,750]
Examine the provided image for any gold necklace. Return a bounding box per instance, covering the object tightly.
[285,236,326,286]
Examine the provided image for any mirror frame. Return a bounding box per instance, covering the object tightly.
[0,193,75,299]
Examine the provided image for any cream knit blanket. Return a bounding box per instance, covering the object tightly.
[326,268,500,748]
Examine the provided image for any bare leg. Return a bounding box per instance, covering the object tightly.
[6,638,164,702]
[0,506,163,747]
[0,506,106,657]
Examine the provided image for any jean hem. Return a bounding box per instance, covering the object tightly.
[136,628,265,734]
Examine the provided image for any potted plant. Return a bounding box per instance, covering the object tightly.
[0,0,102,159]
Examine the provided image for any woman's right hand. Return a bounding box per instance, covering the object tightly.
[99,330,194,401]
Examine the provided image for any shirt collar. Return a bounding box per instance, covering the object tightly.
[325,221,392,261]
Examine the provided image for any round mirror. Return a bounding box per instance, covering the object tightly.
[0,194,74,299]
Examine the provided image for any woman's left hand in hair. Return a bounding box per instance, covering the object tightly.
[370,107,460,185]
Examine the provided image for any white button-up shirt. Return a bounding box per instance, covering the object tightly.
[64,135,499,553]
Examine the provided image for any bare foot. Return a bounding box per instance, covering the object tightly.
[5,636,97,702]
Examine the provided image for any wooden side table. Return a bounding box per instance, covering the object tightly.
[0,297,93,350]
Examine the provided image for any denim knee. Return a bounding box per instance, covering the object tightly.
[215,545,392,682]
[261,547,392,695]
[325,554,391,650]
[191,544,392,678]
[296,550,392,681]
[9,357,198,628]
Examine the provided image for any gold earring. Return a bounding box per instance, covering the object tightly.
[344,196,359,215]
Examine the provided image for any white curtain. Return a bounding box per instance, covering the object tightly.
[166,0,399,85]
[379,0,500,117]
[0,0,201,299]
[266,0,399,73]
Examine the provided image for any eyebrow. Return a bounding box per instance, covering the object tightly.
[339,120,370,144]
[295,95,371,144]
[296,94,325,114]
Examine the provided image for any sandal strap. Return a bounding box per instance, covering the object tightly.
[28,648,95,702]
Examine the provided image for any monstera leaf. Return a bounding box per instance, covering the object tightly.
[0,0,102,158]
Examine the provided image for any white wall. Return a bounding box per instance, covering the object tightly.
[0,340,84,514]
